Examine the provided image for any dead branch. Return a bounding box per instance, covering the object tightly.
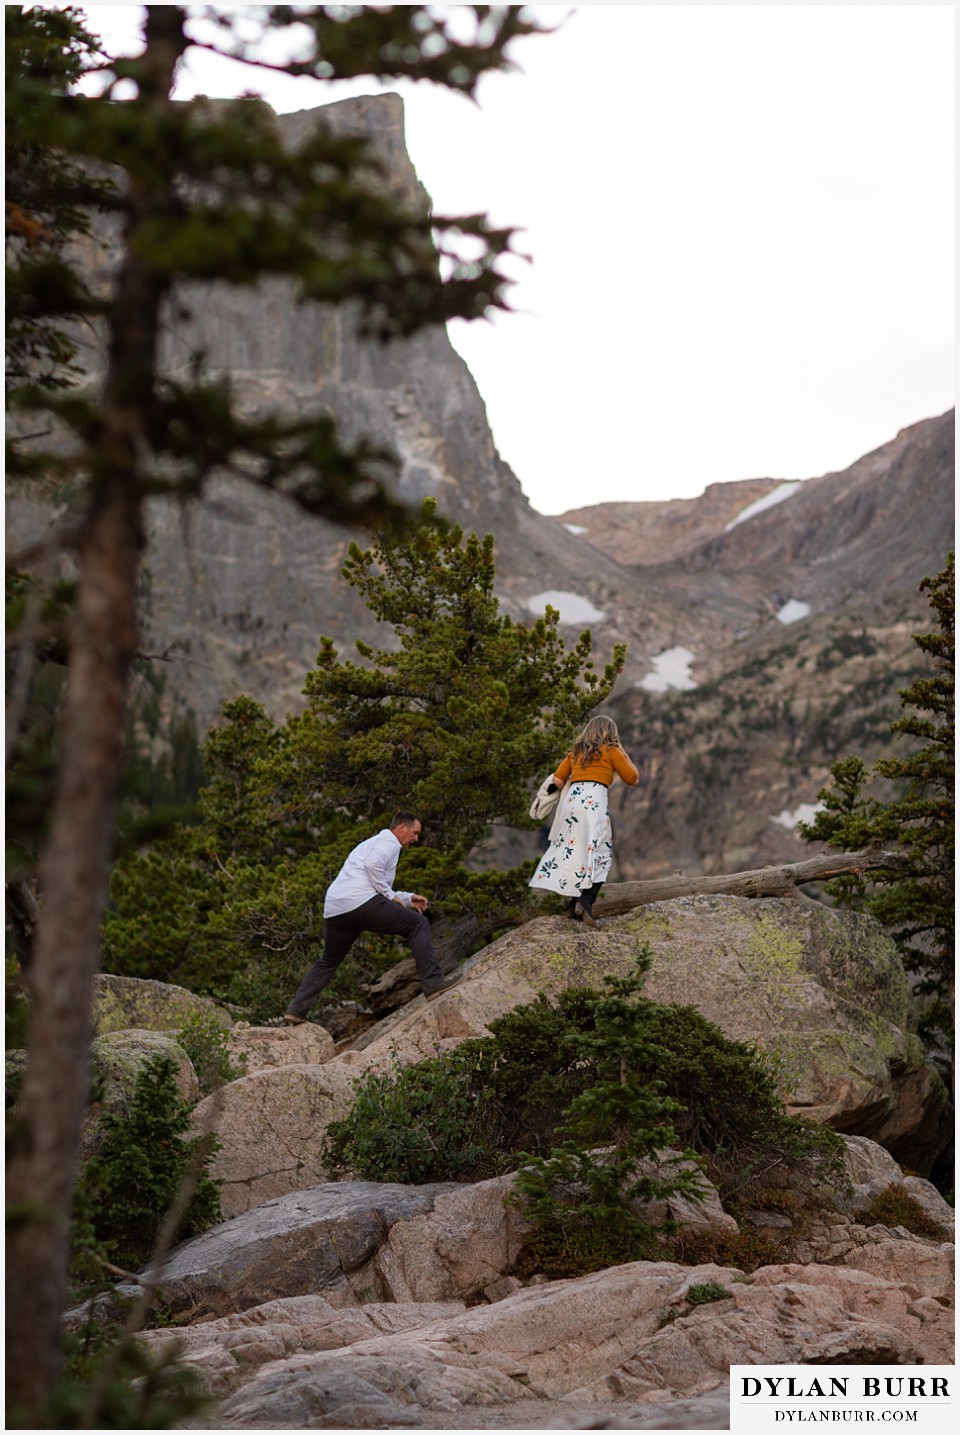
[594,847,903,918]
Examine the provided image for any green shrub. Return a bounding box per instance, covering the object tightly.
[324,992,598,1181]
[324,954,845,1211]
[175,1011,245,1096]
[862,1183,949,1240]
[325,1049,500,1183]
[686,1281,732,1305]
[513,1219,665,1280]
[634,1004,848,1205]
[79,1053,222,1271]
[668,1223,793,1273]
[325,950,846,1278]
[509,960,705,1274]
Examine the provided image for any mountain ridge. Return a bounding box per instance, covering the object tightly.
[6,92,954,881]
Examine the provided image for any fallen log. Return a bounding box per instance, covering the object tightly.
[593,847,903,918]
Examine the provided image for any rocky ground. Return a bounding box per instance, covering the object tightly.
[73,890,955,1430]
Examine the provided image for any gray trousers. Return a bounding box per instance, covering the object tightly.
[286,894,444,1017]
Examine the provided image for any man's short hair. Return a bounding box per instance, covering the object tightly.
[390,811,419,830]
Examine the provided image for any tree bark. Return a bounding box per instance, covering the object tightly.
[592,847,903,917]
[5,12,187,1424]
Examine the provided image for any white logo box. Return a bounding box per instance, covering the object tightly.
[730,1365,954,1435]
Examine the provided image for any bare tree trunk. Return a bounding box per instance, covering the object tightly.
[5,481,144,1418]
[592,847,903,917]
[5,876,41,968]
[5,13,187,1423]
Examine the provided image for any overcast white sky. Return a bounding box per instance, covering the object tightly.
[75,3,955,516]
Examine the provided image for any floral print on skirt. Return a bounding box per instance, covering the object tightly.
[528,781,614,897]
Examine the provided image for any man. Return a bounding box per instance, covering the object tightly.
[284,812,460,1023]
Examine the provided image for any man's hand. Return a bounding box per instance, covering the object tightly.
[410,894,429,913]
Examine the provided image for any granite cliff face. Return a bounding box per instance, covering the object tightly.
[7,93,666,729]
[6,93,954,880]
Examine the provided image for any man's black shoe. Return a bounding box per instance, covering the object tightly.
[423,975,463,1002]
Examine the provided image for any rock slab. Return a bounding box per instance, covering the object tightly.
[151,1258,951,1428]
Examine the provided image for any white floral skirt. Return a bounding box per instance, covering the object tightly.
[528,781,614,897]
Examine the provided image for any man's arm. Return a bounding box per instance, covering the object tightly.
[366,833,428,910]
[366,833,406,903]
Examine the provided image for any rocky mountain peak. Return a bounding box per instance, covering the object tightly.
[7,91,954,883]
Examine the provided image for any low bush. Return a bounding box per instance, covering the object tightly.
[668,1223,794,1273]
[685,1281,732,1305]
[324,950,846,1276]
[862,1183,949,1240]
[513,1220,665,1281]
[176,1011,245,1096]
[75,1052,222,1272]
[324,1049,501,1184]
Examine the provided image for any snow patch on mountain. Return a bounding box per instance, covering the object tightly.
[637,647,698,693]
[771,802,824,830]
[725,482,802,531]
[777,599,812,624]
[527,590,606,625]
[563,524,588,536]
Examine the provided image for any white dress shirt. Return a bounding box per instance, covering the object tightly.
[323,829,414,918]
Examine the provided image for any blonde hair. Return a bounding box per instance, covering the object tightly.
[570,715,620,766]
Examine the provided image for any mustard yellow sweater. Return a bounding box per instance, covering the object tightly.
[554,743,639,788]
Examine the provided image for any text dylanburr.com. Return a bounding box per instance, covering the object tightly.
[730,1367,954,1434]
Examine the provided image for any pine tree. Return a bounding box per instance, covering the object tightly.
[512,953,705,1272]
[800,554,954,1037]
[103,505,626,1015]
[82,1053,222,1271]
[5,6,112,409]
[5,7,544,1418]
[276,498,626,850]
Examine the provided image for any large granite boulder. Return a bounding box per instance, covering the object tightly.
[837,1135,954,1241]
[136,1295,469,1399]
[120,1181,478,1321]
[190,1062,358,1218]
[92,974,233,1036]
[190,897,949,1217]
[620,896,925,1125]
[808,1225,954,1302]
[80,1029,199,1163]
[91,1029,198,1106]
[348,898,946,1145]
[148,1258,950,1428]
[226,1021,336,1074]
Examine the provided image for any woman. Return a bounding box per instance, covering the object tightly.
[529,715,639,927]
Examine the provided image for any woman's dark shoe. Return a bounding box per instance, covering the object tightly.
[574,900,598,929]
